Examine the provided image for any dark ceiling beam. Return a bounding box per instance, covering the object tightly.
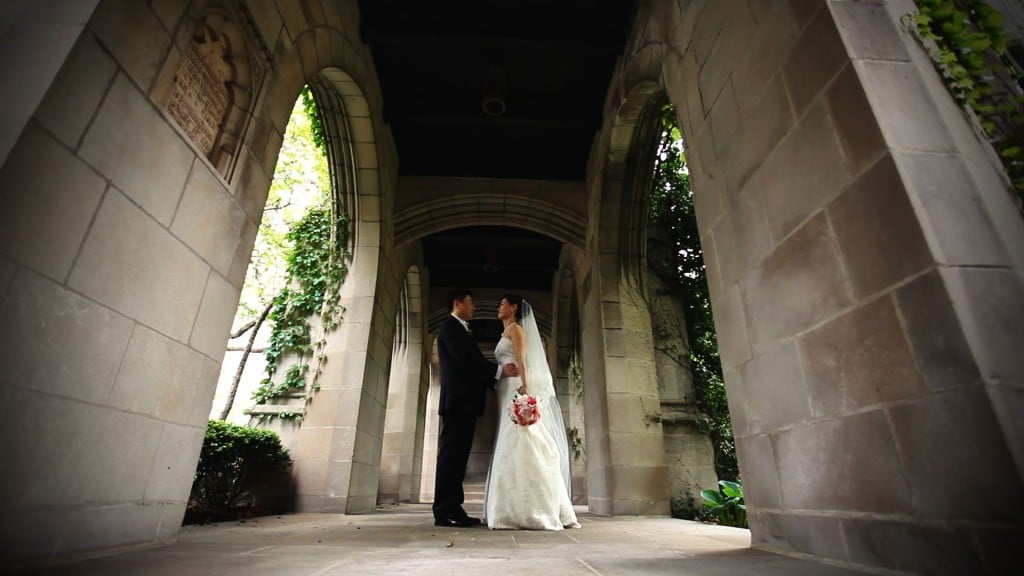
[383,113,590,131]
[359,33,624,54]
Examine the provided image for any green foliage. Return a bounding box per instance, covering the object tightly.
[701,480,747,528]
[245,87,351,408]
[301,85,327,155]
[236,88,331,324]
[914,0,1024,206]
[252,207,351,404]
[649,104,738,482]
[188,420,292,519]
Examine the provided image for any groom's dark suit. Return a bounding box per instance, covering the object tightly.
[433,314,498,524]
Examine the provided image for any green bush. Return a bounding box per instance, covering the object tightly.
[186,420,293,523]
[701,480,747,528]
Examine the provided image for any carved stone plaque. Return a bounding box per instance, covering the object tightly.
[166,33,231,155]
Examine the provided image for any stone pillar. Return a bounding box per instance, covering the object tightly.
[655,0,1024,572]
[0,0,261,560]
[379,335,409,504]
[578,259,670,515]
[379,277,427,503]
[418,351,441,503]
[293,240,395,513]
[647,270,719,505]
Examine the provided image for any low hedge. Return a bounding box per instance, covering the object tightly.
[185,420,293,524]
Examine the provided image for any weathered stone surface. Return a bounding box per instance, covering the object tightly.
[243,0,283,53]
[734,433,782,509]
[1,389,163,510]
[756,100,849,241]
[731,1,799,115]
[857,60,955,153]
[0,271,133,404]
[842,517,984,575]
[190,272,240,359]
[227,216,260,289]
[59,502,166,554]
[782,6,848,116]
[699,2,755,115]
[712,188,773,287]
[109,324,204,423]
[798,295,925,418]
[741,214,853,351]
[88,0,170,89]
[36,33,117,148]
[830,0,910,62]
[151,0,188,33]
[0,124,106,282]
[80,74,194,226]
[822,64,886,178]
[895,151,1009,267]
[172,163,247,275]
[188,357,221,427]
[144,422,205,502]
[827,155,932,299]
[941,267,1024,383]
[755,512,848,562]
[888,388,1024,522]
[774,410,911,514]
[736,341,812,434]
[894,270,982,391]
[69,191,209,342]
[720,72,795,194]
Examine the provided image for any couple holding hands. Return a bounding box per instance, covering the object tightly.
[432,290,579,531]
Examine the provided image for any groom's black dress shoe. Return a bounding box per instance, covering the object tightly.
[434,516,474,528]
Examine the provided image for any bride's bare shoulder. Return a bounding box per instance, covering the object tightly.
[501,323,524,338]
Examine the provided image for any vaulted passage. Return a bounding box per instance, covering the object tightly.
[1,2,1022,575]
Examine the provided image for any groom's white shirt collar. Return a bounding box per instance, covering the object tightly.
[450,313,470,332]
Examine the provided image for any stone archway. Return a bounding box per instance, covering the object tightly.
[2,2,1022,573]
[284,65,392,514]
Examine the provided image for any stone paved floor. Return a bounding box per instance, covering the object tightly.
[8,505,879,576]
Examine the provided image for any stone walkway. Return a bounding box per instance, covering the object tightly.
[10,505,878,576]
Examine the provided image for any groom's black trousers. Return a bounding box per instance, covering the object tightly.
[432,413,477,520]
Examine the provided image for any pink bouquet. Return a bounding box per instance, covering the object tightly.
[509,393,540,426]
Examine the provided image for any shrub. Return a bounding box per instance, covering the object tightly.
[701,480,747,528]
[186,420,293,523]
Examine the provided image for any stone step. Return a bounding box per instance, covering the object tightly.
[463,482,485,503]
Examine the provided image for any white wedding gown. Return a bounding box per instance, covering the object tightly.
[484,336,580,530]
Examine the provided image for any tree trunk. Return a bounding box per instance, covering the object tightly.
[219,301,273,421]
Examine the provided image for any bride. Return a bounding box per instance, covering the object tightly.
[484,294,579,530]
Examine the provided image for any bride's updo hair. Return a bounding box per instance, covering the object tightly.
[502,293,524,321]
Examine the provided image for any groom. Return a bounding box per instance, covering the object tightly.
[433,289,518,527]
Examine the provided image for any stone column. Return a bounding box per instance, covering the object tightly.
[418,351,441,503]
[578,257,669,515]
[655,0,1024,572]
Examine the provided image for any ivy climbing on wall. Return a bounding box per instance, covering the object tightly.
[249,86,352,415]
[251,207,351,407]
[912,0,1024,207]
